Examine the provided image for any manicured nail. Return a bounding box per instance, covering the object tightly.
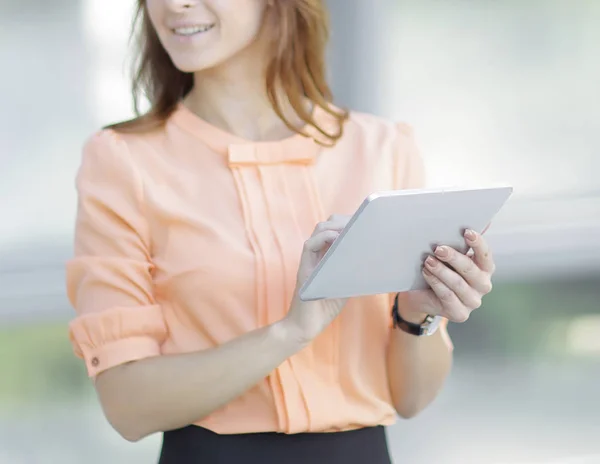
[465,229,476,241]
[434,246,448,258]
[426,256,437,267]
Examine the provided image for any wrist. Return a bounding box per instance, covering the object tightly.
[270,318,312,353]
[395,294,429,324]
[392,293,443,337]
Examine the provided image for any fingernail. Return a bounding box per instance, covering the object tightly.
[426,256,437,267]
[423,268,433,276]
[434,246,448,258]
[465,229,476,241]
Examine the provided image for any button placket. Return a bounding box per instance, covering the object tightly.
[258,154,314,432]
[228,143,315,433]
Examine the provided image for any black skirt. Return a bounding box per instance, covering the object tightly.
[158,425,392,464]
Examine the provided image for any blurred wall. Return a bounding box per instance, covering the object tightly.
[1,1,600,463]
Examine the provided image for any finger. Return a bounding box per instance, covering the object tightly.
[324,215,351,232]
[422,266,471,322]
[464,229,495,274]
[313,220,345,236]
[304,230,340,253]
[433,245,491,294]
[424,256,483,309]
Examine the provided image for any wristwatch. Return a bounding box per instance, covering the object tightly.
[391,293,442,336]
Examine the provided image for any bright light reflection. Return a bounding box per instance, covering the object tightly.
[82,0,138,125]
[565,315,600,356]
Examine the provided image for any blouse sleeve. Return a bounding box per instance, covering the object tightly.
[390,123,453,350]
[67,130,168,377]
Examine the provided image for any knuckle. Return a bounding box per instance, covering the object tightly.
[482,279,493,294]
[469,297,482,309]
[439,289,455,303]
[451,308,470,323]
[426,273,440,285]
[458,311,471,323]
[324,230,338,241]
[462,260,476,275]
[314,222,327,233]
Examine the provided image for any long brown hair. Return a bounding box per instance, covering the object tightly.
[110,0,348,145]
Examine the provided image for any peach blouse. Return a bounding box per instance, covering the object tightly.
[67,103,450,434]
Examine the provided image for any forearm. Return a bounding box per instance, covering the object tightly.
[95,320,305,441]
[386,321,453,418]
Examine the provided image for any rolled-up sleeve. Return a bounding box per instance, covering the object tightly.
[67,130,167,377]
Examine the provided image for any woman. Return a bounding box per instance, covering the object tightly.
[67,0,496,462]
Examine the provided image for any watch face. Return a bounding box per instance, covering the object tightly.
[424,316,442,336]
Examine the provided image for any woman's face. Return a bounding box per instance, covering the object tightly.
[146,0,269,73]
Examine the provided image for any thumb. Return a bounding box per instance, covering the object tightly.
[303,230,339,253]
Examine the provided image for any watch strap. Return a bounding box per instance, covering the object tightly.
[391,293,433,336]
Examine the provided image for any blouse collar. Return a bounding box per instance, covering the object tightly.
[170,102,338,166]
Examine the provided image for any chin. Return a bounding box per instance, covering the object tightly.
[172,59,210,74]
[162,29,259,75]
[168,53,217,73]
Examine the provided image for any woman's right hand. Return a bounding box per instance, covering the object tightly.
[283,215,351,344]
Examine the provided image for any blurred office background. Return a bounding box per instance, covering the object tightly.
[1,0,599,463]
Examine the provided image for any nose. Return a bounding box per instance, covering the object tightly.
[166,0,196,10]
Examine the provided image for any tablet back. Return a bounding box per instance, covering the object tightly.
[299,186,512,301]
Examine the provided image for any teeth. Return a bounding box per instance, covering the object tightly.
[174,24,213,36]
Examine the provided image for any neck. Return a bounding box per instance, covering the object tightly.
[184,37,302,142]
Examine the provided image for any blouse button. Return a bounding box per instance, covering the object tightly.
[91,357,100,367]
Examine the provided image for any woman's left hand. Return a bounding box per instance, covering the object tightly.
[400,228,496,323]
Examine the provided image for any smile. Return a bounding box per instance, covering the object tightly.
[172,24,215,36]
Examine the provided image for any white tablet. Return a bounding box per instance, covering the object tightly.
[298,185,513,301]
